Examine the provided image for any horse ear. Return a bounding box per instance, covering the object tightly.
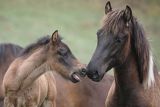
[123,5,132,23]
[105,1,112,14]
[51,30,60,43]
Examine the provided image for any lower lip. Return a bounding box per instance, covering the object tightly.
[72,74,80,81]
[91,77,101,82]
[71,74,81,83]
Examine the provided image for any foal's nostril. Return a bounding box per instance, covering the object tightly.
[82,68,86,73]
[80,68,87,77]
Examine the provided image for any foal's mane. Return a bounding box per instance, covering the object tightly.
[20,36,50,56]
[103,9,154,87]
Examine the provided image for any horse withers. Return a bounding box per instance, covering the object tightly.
[86,1,160,107]
[2,30,86,107]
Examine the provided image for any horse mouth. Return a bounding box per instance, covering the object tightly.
[70,72,81,83]
[91,76,102,82]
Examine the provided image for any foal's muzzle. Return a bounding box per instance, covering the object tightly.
[70,67,87,83]
[79,68,87,77]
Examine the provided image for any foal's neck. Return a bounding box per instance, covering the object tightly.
[18,47,49,90]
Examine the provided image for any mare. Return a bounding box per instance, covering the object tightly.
[87,1,160,107]
[0,43,23,107]
[2,30,86,107]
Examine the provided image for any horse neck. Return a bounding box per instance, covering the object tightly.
[18,47,49,90]
[114,53,142,92]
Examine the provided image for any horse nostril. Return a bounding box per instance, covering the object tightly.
[94,70,99,75]
[82,68,86,73]
[80,68,87,77]
[91,70,99,79]
[96,70,99,75]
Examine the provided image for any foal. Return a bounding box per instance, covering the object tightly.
[0,44,114,107]
[2,30,85,107]
[87,1,160,107]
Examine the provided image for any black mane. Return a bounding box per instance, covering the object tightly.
[20,36,50,56]
[131,17,150,83]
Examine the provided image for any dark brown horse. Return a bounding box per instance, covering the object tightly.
[87,1,160,107]
[0,43,23,107]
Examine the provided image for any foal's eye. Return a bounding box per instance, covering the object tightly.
[58,48,67,56]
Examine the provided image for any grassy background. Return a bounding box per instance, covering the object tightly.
[0,0,160,68]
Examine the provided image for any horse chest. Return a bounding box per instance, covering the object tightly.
[106,91,152,107]
[16,75,49,106]
[105,83,153,107]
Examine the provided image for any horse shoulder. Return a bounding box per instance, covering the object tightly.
[2,58,23,94]
[105,81,117,107]
[44,72,56,100]
[26,74,50,105]
[40,72,57,107]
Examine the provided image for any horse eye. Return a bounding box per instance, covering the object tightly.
[58,48,67,56]
[97,29,102,36]
[115,37,122,43]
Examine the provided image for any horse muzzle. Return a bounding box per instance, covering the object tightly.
[86,70,102,82]
[70,67,87,83]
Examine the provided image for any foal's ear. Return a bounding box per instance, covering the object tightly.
[51,30,60,43]
[105,1,112,14]
[123,5,132,23]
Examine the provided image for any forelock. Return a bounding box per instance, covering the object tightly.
[101,10,126,35]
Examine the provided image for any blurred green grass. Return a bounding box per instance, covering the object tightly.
[0,0,160,67]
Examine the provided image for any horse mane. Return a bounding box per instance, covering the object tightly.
[103,9,155,87]
[131,17,154,87]
[0,43,23,63]
[20,36,50,56]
